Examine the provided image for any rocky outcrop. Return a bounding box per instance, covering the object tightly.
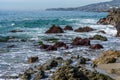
[74,26,94,32]
[45,25,64,33]
[54,42,68,49]
[93,50,120,64]
[64,25,73,30]
[51,65,114,80]
[72,37,90,46]
[97,8,120,37]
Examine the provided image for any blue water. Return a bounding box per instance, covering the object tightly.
[0,11,119,79]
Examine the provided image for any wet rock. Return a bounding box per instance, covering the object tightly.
[10,30,23,33]
[74,26,94,32]
[98,30,106,34]
[41,59,58,70]
[63,59,73,65]
[40,44,57,51]
[54,42,68,49]
[92,34,107,41]
[33,71,45,80]
[45,25,64,33]
[28,56,39,63]
[7,45,15,48]
[90,44,103,49]
[115,22,120,37]
[78,57,87,64]
[64,25,73,30]
[51,65,114,80]
[0,36,9,42]
[72,37,91,46]
[93,50,120,64]
[19,72,31,80]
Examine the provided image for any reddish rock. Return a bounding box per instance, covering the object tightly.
[72,37,90,46]
[40,44,50,49]
[46,45,57,51]
[74,27,94,32]
[28,56,39,63]
[90,44,103,49]
[64,25,73,30]
[54,42,68,49]
[45,25,64,33]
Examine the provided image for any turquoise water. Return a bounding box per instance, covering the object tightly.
[0,11,119,79]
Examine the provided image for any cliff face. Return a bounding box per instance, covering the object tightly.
[97,8,120,37]
[46,0,120,12]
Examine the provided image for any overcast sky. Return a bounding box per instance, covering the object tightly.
[0,0,112,10]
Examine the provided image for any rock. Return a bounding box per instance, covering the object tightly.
[90,44,103,49]
[72,37,90,46]
[97,8,120,37]
[93,50,120,64]
[45,25,64,33]
[78,57,87,64]
[33,71,45,80]
[51,65,114,80]
[28,56,39,63]
[74,26,94,32]
[54,42,68,49]
[92,34,107,41]
[107,68,120,75]
[98,30,106,34]
[40,44,57,51]
[10,30,23,33]
[41,59,58,70]
[19,72,31,80]
[0,36,9,42]
[64,25,73,30]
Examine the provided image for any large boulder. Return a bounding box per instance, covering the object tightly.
[45,25,64,33]
[54,42,68,49]
[74,26,94,32]
[92,34,107,41]
[72,37,91,46]
[64,25,73,30]
[93,50,120,64]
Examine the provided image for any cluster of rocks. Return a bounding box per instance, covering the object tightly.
[45,25,94,34]
[20,55,114,80]
[97,8,120,37]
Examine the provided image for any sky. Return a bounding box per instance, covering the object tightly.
[0,0,112,10]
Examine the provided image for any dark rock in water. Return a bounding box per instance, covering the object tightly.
[45,25,64,33]
[90,44,103,49]
[40,44,57,51]
[72,37,90,46]
[74,26,94,32]
[64,25,73,30]
[7,45,15,48]
[0,36,9,42]
[54,42,68,49]
[10,30,23,33]
[33,71,45,80]
[92,34,107,41]
[115,22,120,37]
[19,72,31,80]
[28,56,39,63]
[51,65,114,80]
[98,30,106,34]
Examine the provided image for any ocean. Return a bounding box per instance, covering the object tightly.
[0,10,119,79]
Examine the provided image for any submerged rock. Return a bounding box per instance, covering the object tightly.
[45,25,64,33]
[40,44,57,51]
[51,65,114,80]
[28,56,39,63]
[92,34,107,41]
[74,26,94,32]
[72,37,90,46]
[90,44,103,49]
[64,25,73,30]
[0,36,9,42]
[93,50,120,64]
[10,30,23,33]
